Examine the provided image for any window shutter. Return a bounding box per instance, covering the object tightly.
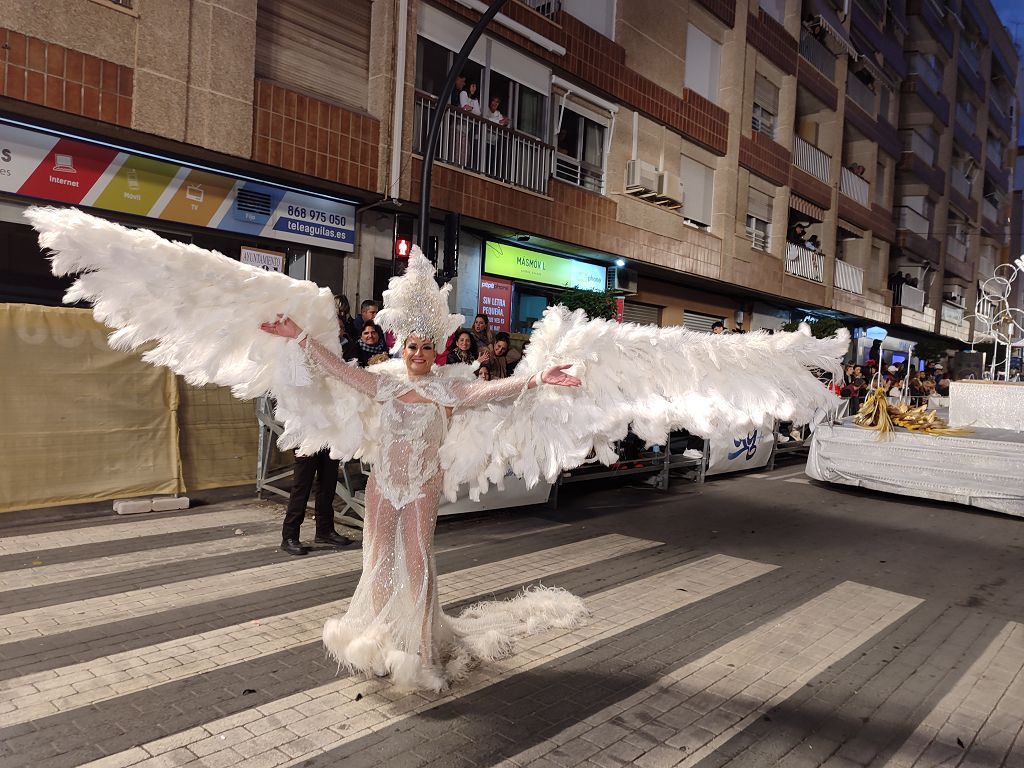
[683,311,724,333]
[681,156,714,226]
[753,74,779,113]
[747,188,774,222]
[622,302,662,326]
[256,0,371,111]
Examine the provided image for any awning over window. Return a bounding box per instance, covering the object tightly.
[805,0,857,58]
[790,194,826,223]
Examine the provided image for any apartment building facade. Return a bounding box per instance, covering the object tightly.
[0,0,1018,358]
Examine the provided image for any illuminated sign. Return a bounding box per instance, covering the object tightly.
[0,121,356,251]
[484,242,607,291]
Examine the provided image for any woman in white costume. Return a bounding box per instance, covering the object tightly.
[27,205,849,692]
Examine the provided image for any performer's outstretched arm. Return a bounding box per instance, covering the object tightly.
[261,314,379,397]
[452,364,580,408]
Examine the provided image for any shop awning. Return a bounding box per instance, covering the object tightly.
[805,0,857,58]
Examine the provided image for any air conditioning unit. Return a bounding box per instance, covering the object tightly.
[625,159,660,197]
[607,267,639,294]
[653,171,684,210]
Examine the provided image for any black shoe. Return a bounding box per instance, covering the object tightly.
[281,539,308,556]
[314,531,354,548]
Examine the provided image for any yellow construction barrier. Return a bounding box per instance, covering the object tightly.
[0,304,259,513]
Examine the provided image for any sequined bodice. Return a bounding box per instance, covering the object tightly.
[376,397,446,508]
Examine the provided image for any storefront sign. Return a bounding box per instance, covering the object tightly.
[484,242,606,291]
[478,276,512,333]
[706,420,773,476]
[0,121,356,251]
[240,246,285,272]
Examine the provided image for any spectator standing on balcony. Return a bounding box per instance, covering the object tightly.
[450,73,466,108]
[458,82,481,168]
[485,95,510,178]
[788,222,807,245]
[806,235,821,253]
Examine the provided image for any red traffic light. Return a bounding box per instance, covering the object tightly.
[395,238,411,259]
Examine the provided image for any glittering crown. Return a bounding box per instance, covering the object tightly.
[374,245,464,353]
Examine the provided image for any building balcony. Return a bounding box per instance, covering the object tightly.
[785,242,825,283]
[946,235,967,261]
[896,205,930,238]
[977,294,998,320]
[902,130,936,166]
[896,282,926,312]
[799,31,836,79]
[835,258,865,294]
[981,198,998,223]
[792,136,831,183]
[909,54,943,95]
[846,73,876,115]
[955,104,978,137]
[941,302,964,324]
[412,92,554,196]
[988,96,1013,137]
[959,44,981,78]
[950,172,971,199]
[839,167,870,206]
[518,0,561,19]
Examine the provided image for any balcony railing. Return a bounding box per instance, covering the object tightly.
[554,156,605,194]
[903,130,936,166]
[909,54,943,94]
[835,259,865,294]
[792,136,831,183]
[799,31,836,79]
[846,73,876,114]
[977,294,997,319]
[941,302,964,324]
[518,0,561,19]
[897,283,926,312]
[950,170,971,198]
[986,138,1005,166]
[978,246,996,279]
[785,242,824,283]
[896,206,930,237]
[982,198,998,222]
[412,92,554,195]
[946,235,967,260]
[839,167,869,206]
[960,44,981,76]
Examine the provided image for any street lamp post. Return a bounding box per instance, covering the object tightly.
[416,0,510,250]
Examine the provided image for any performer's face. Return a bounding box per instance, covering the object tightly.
[403,335,436,376]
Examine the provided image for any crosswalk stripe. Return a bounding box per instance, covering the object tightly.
[0,522,585,644]
[79,554,776,768]
[0,506,273,556]
[0,526,279,591]
[508,581,922,768]
[0,534,662,725]
[880,621,1024,767]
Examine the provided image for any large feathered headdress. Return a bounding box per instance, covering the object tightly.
[373,245,464,353]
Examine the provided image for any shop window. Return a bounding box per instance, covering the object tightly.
[555,107,607,193]
[752,74,778,140]
[511,288,554,334]
[680,155,714,229]
[255,0,372,111]
[746,188,773,251]
[684,25,721,105]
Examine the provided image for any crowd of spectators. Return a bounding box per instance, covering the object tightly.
[837,358,951,408]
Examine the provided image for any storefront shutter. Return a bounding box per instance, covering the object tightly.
[622,302,662,327]
[683,311,724,333]
[255,0,371,111]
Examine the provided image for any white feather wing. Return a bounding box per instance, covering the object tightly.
[442,306,847,499]
[26,205,372,459]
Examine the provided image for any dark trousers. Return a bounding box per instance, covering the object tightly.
[282,449,339,541]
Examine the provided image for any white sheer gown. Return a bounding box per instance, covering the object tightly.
[303,339,588,692]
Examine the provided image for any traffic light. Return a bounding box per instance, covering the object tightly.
[441,212,460,280]
[394,214,414,260]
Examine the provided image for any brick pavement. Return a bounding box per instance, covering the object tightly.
[0,475,1022,768]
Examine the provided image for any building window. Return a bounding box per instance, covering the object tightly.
[758,0,785,23]
[684,25,721,105]
[560,0,615,39]
[680,155,714,229]
[746,188,773,251]
[555,106,607,192]
[752,74,778,139]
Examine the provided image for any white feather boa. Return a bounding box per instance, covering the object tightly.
[29,206,847,501]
